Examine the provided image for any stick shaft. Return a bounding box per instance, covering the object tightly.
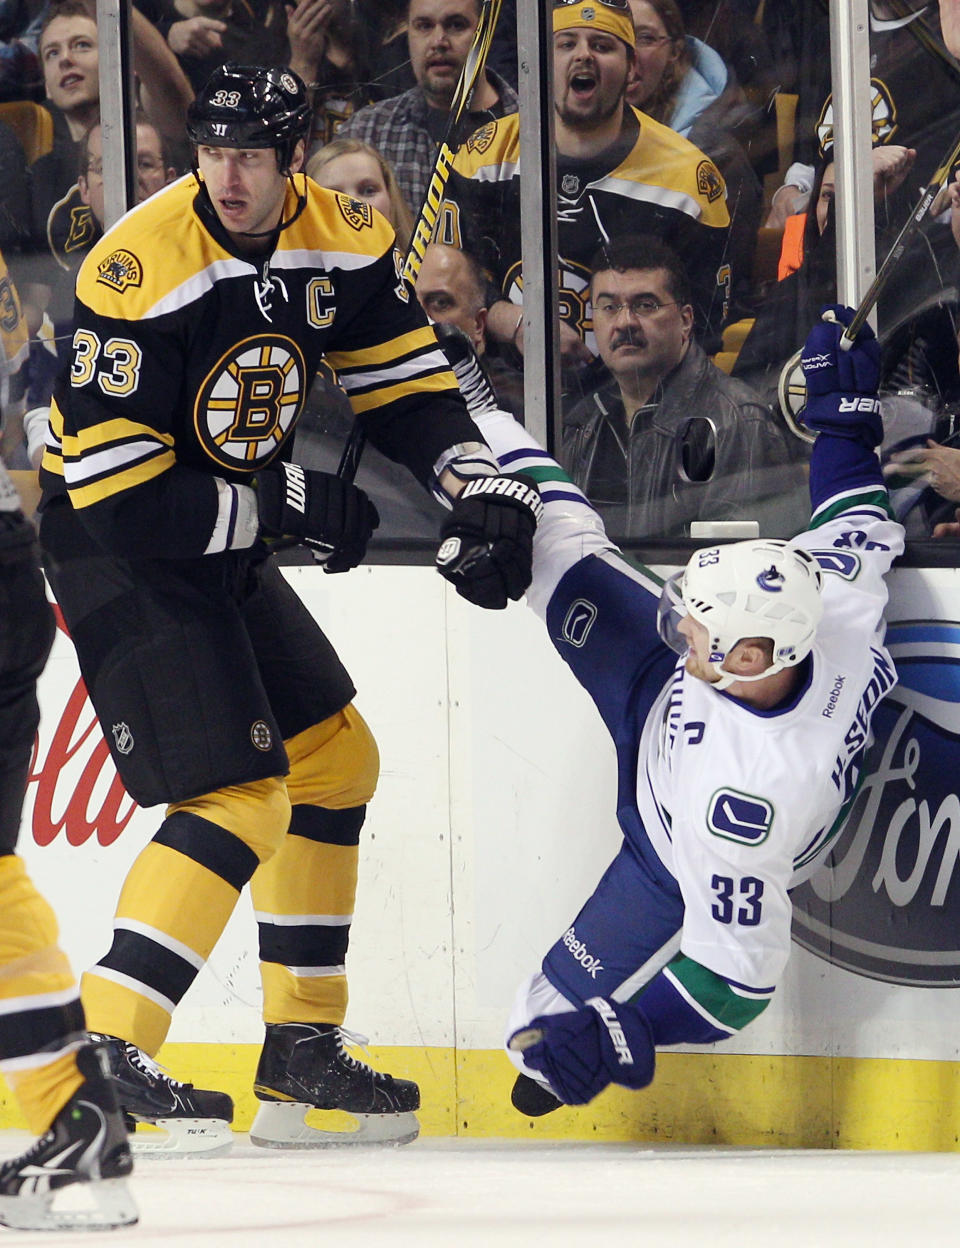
[842,129,960,345]
[337,0,503,481]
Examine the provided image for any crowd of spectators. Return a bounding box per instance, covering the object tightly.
[2,0,960,543]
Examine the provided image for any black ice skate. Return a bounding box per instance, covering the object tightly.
[251,1022,420,1148]
[88,1032,233,1158]
[0,1042,137,1232]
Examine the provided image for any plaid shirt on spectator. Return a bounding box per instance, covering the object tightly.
[336,70,518,217]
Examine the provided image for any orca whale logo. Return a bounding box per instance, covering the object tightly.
[756,565,785,593]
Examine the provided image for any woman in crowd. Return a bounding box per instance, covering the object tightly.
[626,0,762,319]
[307,136,413,251]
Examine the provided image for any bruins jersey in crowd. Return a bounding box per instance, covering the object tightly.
[40,173,479,558]
[800,2,959,178]
[443,107,732,349]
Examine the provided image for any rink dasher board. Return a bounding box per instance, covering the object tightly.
[9,563,960,1148]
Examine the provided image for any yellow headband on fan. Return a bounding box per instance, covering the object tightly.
[553,1,636,48]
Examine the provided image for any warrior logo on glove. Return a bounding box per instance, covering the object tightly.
[436,474,542,610]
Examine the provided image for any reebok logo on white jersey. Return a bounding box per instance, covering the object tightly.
[562,927,603,977]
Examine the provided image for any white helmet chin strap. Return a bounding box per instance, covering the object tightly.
[708,657,784,691]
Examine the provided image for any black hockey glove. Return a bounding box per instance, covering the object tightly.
[508,997,656,1106]
[801,304,883,447]
[256,461,379,573]
[435,475,542,609]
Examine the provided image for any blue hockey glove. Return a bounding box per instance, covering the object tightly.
[508,997,655,1106]
[436,475,542,610]
[800,304,883,447]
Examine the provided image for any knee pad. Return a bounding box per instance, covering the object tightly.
[284,704,379,810]
[167,775,292,864]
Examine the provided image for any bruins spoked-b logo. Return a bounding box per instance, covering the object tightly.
[195,335,307,469]
[96,249,143,293]
[817,78,897,159]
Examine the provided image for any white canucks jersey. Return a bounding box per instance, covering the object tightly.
[477,405,904,1043]
[640,495,903,992]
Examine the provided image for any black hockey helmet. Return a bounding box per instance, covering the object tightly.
[186,63,312,173]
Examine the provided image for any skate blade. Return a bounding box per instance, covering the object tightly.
[250,1101,420,1149]
[129,1116,233,1158]
[0,1177,138,1231]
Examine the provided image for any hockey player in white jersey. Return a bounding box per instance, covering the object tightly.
[467,305,903,1113]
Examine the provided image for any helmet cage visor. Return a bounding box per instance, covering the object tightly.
[657,571,688,657]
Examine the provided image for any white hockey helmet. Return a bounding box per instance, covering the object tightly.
[659,539,824,689]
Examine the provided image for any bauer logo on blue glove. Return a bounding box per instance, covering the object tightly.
[508,997,655,1105]
[800,304,883,447]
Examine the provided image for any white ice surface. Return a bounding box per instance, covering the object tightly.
[0,1135,957,1247]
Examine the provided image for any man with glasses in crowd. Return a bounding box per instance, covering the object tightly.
[561,235,805,539]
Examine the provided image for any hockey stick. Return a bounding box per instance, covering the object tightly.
[336,0,504,481]
[778,122,960,441]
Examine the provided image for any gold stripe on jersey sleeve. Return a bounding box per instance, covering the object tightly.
[66,451,174,510]
[344,370,457,416]
[325,324,441,372]
[62,418,175,509]
[64,417,175,458]
[39,398,65,477]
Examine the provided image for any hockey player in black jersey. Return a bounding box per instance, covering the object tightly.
[0,459,135,1229]
[38,63,540,1153]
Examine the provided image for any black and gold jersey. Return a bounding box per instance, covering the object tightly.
[40,174,479,560]
[443,108,732,346]
[800,3,959,179]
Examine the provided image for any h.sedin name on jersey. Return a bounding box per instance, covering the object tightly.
[793,619,960,986]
